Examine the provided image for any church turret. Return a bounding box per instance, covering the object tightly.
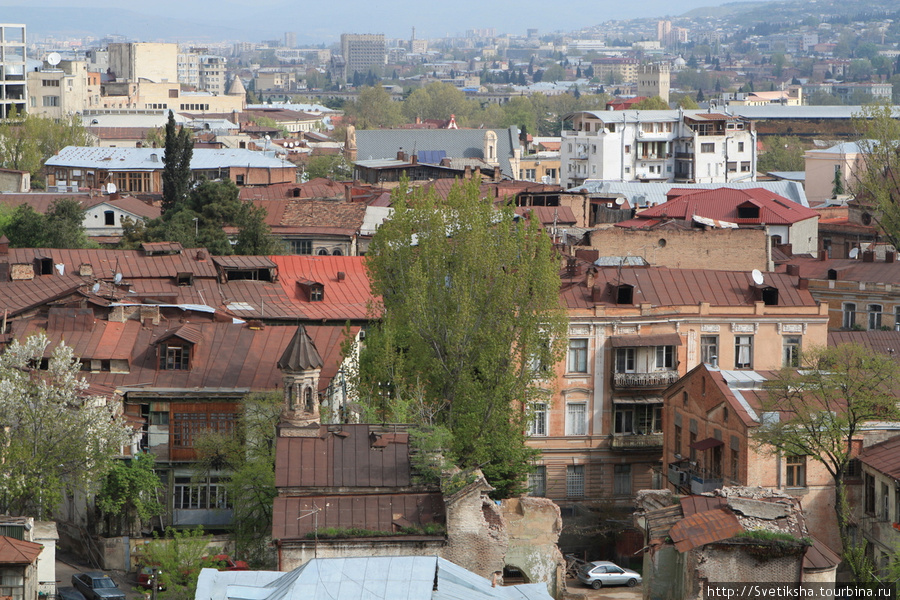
[277,325,323,428]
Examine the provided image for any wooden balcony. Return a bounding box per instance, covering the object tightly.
[613,370,680,389]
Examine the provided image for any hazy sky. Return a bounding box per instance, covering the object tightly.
[1,0,762,43]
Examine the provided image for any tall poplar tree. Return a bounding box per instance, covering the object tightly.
[162,110,194,214]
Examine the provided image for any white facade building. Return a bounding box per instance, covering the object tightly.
[561,109,756,188]
[0,24,26,118]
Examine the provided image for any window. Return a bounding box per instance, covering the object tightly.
[529,403,547,436]
[0,567,24,600]
[172,411,235,448]
[42,96,60,107]
[568,339,588,373]
[843,302,857,329]
[734,335,753,369]
[614,464,631,495]
[173,477,231,509]
[701,142,715,153]
[42,79,60,87]
[896,307,900,331]
[701,335,718,366]
[289,239,312,255]
[615,347,635,373]
[149,411,169,426]
[785,455,806,488]
[566,403,587,436]
[528,466,546,497]
[673,424,682,455]
[160,344,190,370]
[869,304,883,330]
[737,142,745,152]
[235,174,245,185]
[865,473,875,514]
[104,210,115,226]
[783,336,801,367]
[656,345,674,369]
[615,404,661,434]
[566,465,585,497]
[624,144,631,153]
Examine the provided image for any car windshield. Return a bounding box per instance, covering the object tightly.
[94,579,117,589]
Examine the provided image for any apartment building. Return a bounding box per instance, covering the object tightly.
[0,24,26,118]
[108,42,178,83]
[527,262,828,511]
[561,109,756,188]
[340,33,386,79]
[27,60,100,118]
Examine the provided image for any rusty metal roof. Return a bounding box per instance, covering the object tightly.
[0,536,42,564]
[828,331,900,358]
[272,493,444,540]
[858,434,900,480]
[680,495,726,517]
[273,255,378,322]
[212,255,277,269]
[786,256,900,284]
[277,325,323,371]
[803,535,841,571]
[7,247,218,279]
[275,424,416,489]
[670,507,743,552]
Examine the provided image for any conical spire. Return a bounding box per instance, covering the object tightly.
[278,325,323,371]
[227,75,246,97]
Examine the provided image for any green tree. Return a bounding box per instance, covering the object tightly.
[0,109,91,188]
[193,393,281,567]
[757,135,806,173]
[137,527,218,600]
[96,453,163,536]
[753,344,900,583]
[678,95,700,109]
[45,198,91,248]
[344,86,402,129]
[542,64,566,83]
[631,96,669,110]
[0,333,130,518]
[162,110,194,214]
[304,155,352,181]
[4,204,47,247]
[402,82,474,124]
[851,103,900,248]
[234,204,285,255]
[358,179,567,497]
[833,168,845,197]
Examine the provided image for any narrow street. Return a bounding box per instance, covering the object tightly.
[565,578,643,600]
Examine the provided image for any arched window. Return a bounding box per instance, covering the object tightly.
[317,248,329,256]
[332,248,343,256]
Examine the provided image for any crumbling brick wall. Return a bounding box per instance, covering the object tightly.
[442,478,508,580]
[501,497,565,598]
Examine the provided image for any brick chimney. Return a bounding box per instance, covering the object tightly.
[863,250,875,262]
[887,251,896,263]
[786,264,800,276]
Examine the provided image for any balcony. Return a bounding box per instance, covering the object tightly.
[611,432,663,450]
[613,370,680,389]
[668,463,724,494]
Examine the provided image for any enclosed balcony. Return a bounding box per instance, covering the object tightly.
[610,333,682,390]
[612,399,663,450]
[613,370,680,388]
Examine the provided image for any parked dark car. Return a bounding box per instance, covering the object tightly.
[57,587,86,600]
[71,573,125,600]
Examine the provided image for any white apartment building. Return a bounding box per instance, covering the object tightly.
[28,60,100,118]
[0,24,26,118]
[561,109,756,188]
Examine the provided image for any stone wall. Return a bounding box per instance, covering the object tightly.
[501,497,565,597]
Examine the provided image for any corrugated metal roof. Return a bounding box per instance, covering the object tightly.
[45,146,295,171]
[213,256,277,270]
[0,536,42,564]
[194,557,553,600]
[858,434,900,480]
[828,331,900,357]
[787,256,900,285]
[569,181,809,208]
[670,508,743,553]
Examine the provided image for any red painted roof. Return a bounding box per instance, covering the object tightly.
[617,188,818,228]
[0,536,42,564]
[272,255,378,322]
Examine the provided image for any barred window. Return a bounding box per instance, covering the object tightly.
[172,412,235,448]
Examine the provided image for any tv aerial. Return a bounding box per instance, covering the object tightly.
[46,52,61,67]
[849,248,859,259]
[751,269,764,285]
[106,182,117,195]
[113,272,123,284]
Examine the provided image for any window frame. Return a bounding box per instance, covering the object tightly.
[567,339,589,373]
[700,335,718,366]
[528,466,546,497]
[529,402,548,437]
[566,402,587,436]
[734,335,753,369]
[566,464,585,498]
[869,304,883,330]
[785,455,807,488]
[843,302,857,329]
[782,335,801,367]
[615,347,635,373]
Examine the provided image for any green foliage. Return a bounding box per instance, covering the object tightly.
[402,82,473,124]
[852,103,900,248]
[97,453,163,535]
[833,168,845,197]
[343,86,403,129]
[0,333,130,518]
[757,136,806,173]
[192,392,281,568]
[734,529,808,544]
[3,198,92,248]
[358,178,567,498]
[304,155,352,181]
[309,523,446,539]
[631,96,669,110]
[142,179,280,255]
[754,343,900,582]
[677,95,700,109]
[0,109,92,186]
[408,425,455,485]
[162,111,194,214]
[137,527,218,600]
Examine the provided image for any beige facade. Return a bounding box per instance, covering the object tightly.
[108,42,178,83]
[804,142,864,205]
[518,155,560,184]
[27,60,99,118]
[100,81,243,113]
[636,63,670,103]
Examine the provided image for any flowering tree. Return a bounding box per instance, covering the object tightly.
[0,333,130,518]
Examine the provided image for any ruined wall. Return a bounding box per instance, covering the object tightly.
[442,480,508,580]
[642,545,687,600]
[690,543,803,596]
[501,497,565,598]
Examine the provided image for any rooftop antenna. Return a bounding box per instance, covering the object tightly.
[849,247,859,259]
[47,52,61,68]
[751,269,764,285]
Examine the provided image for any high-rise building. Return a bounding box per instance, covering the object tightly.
[0,24,26,118]
[108,42,178,83]
[340,33,386,80]
[284,31,297,48]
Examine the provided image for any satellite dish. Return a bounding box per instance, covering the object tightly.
[751,269,764,285]
[91,282,101,294]
[113,272,123,284]
[615,197,625,206]
[849,248,859,259]
[106,182,117,194]
[47,52,61,66]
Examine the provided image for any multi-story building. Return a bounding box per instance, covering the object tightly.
[27,60,99,118]
[803,141,864,206]
[561,109,757,188]
[340,33,386,79]
[0,24,26,118]
[108,42,179,83]
[198,55,227,95]
[177,52,200,88]
[636,63,670,104]
[591,57,639,84]
[527,262,828,512]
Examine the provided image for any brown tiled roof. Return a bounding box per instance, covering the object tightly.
[858,434,900,479]
[278,199,367,230]
[0,536,42,564]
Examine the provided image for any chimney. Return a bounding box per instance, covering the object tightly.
[818,250,828,261]
[786,264,800,276]
[396,148,406,161]
[0,235,8,256]
[863,250,875,262]
[798,277,809,290]
[410,154,418,165]
[337,271,346,281]
[887,251,896,263]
